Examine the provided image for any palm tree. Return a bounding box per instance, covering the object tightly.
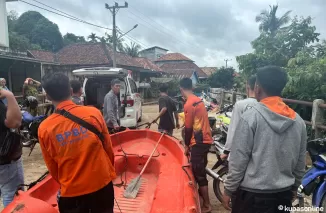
[124,42,141,57]
[88,33,98,43]
[104,32,125,52]
[255,4,291,36]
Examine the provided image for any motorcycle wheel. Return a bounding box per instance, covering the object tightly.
[321,194,326,212]
[21,131,33,147]
[22,139,35,147]
[213,166,228,203]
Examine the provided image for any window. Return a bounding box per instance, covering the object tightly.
[129,79,137,93]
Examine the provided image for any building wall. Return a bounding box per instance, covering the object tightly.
[154,60,190,67]
[140,49,155,61]
[0,58,42,95]
[140,47,168,61]
[154,48,167,60]
[0,0,9,48]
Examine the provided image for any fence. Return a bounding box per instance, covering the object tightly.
[210,88,325,139]
[15,94,52,114]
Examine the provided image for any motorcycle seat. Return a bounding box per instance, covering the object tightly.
[22,111,46,123]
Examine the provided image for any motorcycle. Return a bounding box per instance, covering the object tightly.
[298,138,326,208]
[19,97,47,155]
[206,104,234,203]
[200,91,219,112]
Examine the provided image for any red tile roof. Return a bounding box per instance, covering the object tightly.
[155,53,193,62]
[28,50,56,63]
[160,62,208,78]
[200,67,216,76]
[105,47,143,68]
[29,43,144,69]
[57,43,111,65]
[134,57,162,71]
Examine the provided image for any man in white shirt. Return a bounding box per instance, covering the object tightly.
[220,75,257,160]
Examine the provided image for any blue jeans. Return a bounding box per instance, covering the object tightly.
[0,157,24,207]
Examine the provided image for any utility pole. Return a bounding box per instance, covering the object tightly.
[224,59,232,68]
[105,2,128,67]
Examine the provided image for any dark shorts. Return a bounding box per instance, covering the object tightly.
[58,182,114,213]
[158,129,173,136]
[231,189,292,213]
[190,144,210,187]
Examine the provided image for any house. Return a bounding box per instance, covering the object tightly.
[139,46,168,61]
[0,47,58,95]
[200,67,217,77]
[154,53,208,85]
[28,43,161,87]
[0,43,163,97]
[134,57,162,88]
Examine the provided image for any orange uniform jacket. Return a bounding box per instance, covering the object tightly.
[38,100,116,197]
[184,94,213,147]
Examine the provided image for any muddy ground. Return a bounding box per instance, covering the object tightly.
[0,105,312,212]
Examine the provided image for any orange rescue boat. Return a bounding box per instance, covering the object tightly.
[2,129,201,213]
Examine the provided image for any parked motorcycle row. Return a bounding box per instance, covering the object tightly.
[19,96,47,156]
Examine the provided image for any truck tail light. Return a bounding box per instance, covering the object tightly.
[122,96,134,107]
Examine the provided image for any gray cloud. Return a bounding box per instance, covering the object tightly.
[6,0,326,68]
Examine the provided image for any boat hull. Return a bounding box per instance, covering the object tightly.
[2,129,201,213]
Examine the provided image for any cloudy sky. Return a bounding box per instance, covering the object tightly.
[6,0,326,68]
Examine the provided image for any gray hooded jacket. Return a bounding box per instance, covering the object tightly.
[224,102,307,196]
[224,97,257,154]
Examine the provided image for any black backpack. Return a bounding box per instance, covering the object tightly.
[0,100,22,162]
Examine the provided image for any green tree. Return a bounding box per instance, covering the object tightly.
[207,67,235,90]
[63,33,85,46]
[236,53,271,78]
[237,16,320,77]
[123,42,141,57]
[103,32,125,52]
[13,11,63,51]
[8,32,30,51]
[7,10,18,32]
[88,33,98,43]
[283,44,326,101]
[255,4,291,36]
[29,18,63,51]
[14,11,44,37]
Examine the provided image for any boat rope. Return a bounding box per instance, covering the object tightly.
[115,198,123,213]
[15,171,49,195]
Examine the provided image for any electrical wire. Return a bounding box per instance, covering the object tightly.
[25,0,149,49]
[116,27,149,48]
[20,0,155,50]
[115,0,194,48]
[30,0,86,23]
[19,0,112,31]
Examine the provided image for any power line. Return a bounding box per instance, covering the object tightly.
[128,10,192,49]
[124,34,148,49]
[105,2,128,67]
[116,27,148,48]
[21,0,147,50]
[19,0,112,31]
[30,0,85,22]
[121,14,178,51]
[129,6,196,47]
[115,0,194,49]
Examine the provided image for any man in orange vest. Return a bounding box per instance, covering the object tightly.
[38,72,116,213]
[180,78,213,213]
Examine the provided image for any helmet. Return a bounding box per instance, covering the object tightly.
[25,96,38,109]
